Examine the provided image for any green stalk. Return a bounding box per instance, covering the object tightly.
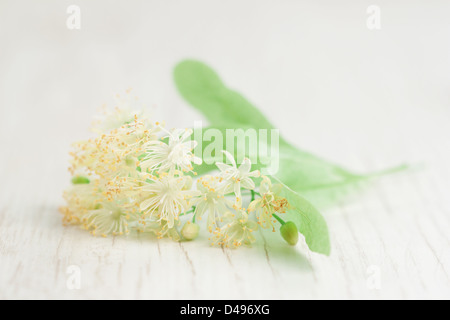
[272,213,286,226]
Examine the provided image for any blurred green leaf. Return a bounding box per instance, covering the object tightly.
[174,60,275,131]
[174,59,407,207]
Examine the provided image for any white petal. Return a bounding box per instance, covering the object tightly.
[195,201,208,218]
[216,162,232,172]
[222,182,234,195]
[183,140,197,150]
[248,199,259,212]
[221,150,236,167]
[234,182,241,197]
[238,158,251,175]
[192,156,202,165]
[260,177,271,194]
[171,128,185,139]
[140,197,155,211]
[240,177,255,190]
[181,128,193,141]
[248,169,260,178]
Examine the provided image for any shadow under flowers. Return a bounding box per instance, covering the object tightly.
[253,228,314,273]
[124,224,314,274]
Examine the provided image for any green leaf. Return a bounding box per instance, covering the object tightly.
[174,60,276,132]
[274,177,331,256]
[175,62,360,185]
[174,59,409,208]
[191,125,267,176]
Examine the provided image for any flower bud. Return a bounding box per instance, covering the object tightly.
[280,221,299,246]
[71,175,90,184]
[181,222,200,241]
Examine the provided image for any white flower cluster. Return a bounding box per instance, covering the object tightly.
[61,94,292,248]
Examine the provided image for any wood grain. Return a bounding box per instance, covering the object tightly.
[1,0,450,300]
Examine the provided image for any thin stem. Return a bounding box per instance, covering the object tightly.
[179,207,195,218]
[250,190,256,202]
[272,213,286,226]
[245,190,261,197]
[192,206,197,223]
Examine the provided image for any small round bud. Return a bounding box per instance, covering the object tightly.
[125,156,136,167]
[181,222,200,241]
[71,175,90,185]
[280,221,299,246]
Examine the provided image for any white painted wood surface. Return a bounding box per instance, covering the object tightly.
[1,0,450,299]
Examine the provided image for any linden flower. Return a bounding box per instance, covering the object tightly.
[70,116,159,181]
[139,174,198,228]
[211,210,258,248]
[216,150,260,207]
[248,176,289,230]
[189,175,233,231]
[140,128,202,173]
[60,183,103,225]
[101,174,146,201]
[82,200,137,237]
[137,219,181,241]
[92,91,152,133]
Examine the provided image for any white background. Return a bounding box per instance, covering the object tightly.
[1,0,450,299]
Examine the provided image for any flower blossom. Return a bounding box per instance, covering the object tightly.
[140,128,202,174]
[216,150,260,207]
